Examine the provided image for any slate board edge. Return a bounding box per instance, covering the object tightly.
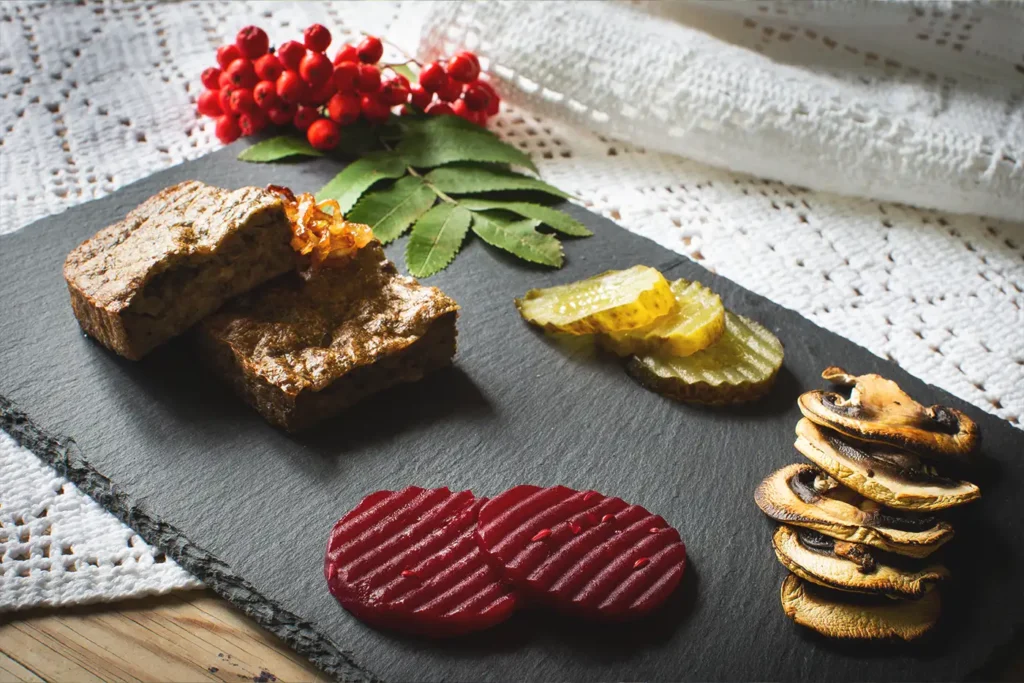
[2,145,1022,681]
[0,395,380,683]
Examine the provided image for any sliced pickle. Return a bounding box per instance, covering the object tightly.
[627,311,784,405]
[598,279,725,357]
[515,265,676,334]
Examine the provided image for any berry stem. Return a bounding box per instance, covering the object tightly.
[368,34,421,66]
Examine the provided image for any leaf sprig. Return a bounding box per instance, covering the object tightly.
[239,115,589,277]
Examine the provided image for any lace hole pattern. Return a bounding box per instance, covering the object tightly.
[1,0,1022,613]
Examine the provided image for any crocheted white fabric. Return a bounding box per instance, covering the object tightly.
[1,0,1022,611]
[421,0,1024,222]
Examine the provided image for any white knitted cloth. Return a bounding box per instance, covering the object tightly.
[1,0,1022,611]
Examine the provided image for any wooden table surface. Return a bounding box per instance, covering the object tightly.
[1,590,1021,682]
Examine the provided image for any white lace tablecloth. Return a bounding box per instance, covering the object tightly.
[1,0,1022,611]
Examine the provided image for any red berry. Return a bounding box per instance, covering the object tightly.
[253,80,280,110]
[216,44,243,68]
[201,67,221,91]
[451,98,475,122]
[409,84,432,110]
[303,24,332,52]
[235,25,269,59]
[307,118,341,150]
[435,75,462,103]
[218,70,234,90]
[299,51,333,87]
[355,63,381,93]
[276,40,306,71]
[379,73,410,106]
[218,86,235,115]
[332,44,358,66]
[238,108,267,136]
[197,89,223,117]
[475,80,500,116]
[293,105,320,131]
[462,83,491,112]
[275,70,307,104]
[215,114,241,143]
[332,62,360,93]
[425,101,454,116]
[304,78,336,106]
[472,109,489,126]
[327,92,361,125]
[418,61,447,93]
[254,53,283,82]
[356,36,383,64]
[229,88,257,115]
[447,51,480,83]
[225,58,258,89]
[360,94,391,124]
[266,101,297,126]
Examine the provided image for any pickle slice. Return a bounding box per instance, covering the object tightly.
[515,265,676,334]
[627,311,784,405]
[599,279,725,357]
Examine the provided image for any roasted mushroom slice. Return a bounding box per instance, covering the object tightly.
[794,419,980,511]
[798,367,978,460]
[772,526,949,598]
[754,463,953,558]
[780,574,940,641]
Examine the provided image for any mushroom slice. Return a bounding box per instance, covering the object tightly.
[780,574,940,641]
[798,366,979,460]
[772,526,949,598]
[794,419,980,511]
[754,463,953,558]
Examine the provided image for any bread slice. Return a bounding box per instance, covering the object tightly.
[194,241,459,431]
[63,180,294,360]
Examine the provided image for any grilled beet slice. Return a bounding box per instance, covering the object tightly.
[475,485,687,620]
[324,486,519,636]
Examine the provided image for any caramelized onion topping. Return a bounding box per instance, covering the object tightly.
[267,185,374,268]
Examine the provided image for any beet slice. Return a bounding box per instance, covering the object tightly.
[324,486,519,636]
[475,484,687,620]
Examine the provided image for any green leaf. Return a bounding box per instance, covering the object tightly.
[347,176,438,244]
[316,152,409,213]
[470,211,564,267]
[426,164,570,198]
[398,116,537,171]
[390,62,418,83]
[334,120,384,157]
[238,136,323,162]
[459,199,591,237]
[405,204,472,277]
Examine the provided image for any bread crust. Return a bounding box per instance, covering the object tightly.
[195,241,459,430]
[63,181,294,359]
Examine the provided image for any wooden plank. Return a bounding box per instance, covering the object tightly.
[1,588,1020,682]
[0,652,46,683]
[0,591,322,683]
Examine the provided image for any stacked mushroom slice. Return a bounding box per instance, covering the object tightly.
[755,367,980,641]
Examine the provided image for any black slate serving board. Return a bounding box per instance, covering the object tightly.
[1,145,1022,682]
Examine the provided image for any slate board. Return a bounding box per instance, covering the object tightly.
[1,144,1022,682]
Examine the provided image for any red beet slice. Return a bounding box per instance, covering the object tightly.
[324,486,519,636]
[475,484,686,620]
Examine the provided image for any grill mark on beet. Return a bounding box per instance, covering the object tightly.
[476,484,686,620]
[325,487,519,636]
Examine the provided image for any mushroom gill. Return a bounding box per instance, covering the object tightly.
[780,574,941,641]
[797,367,979,460]
[772,525,949,598]
[754,463,953,558]
[794,418,980,511]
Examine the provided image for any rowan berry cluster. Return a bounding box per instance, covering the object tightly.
[197,24,501,150]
